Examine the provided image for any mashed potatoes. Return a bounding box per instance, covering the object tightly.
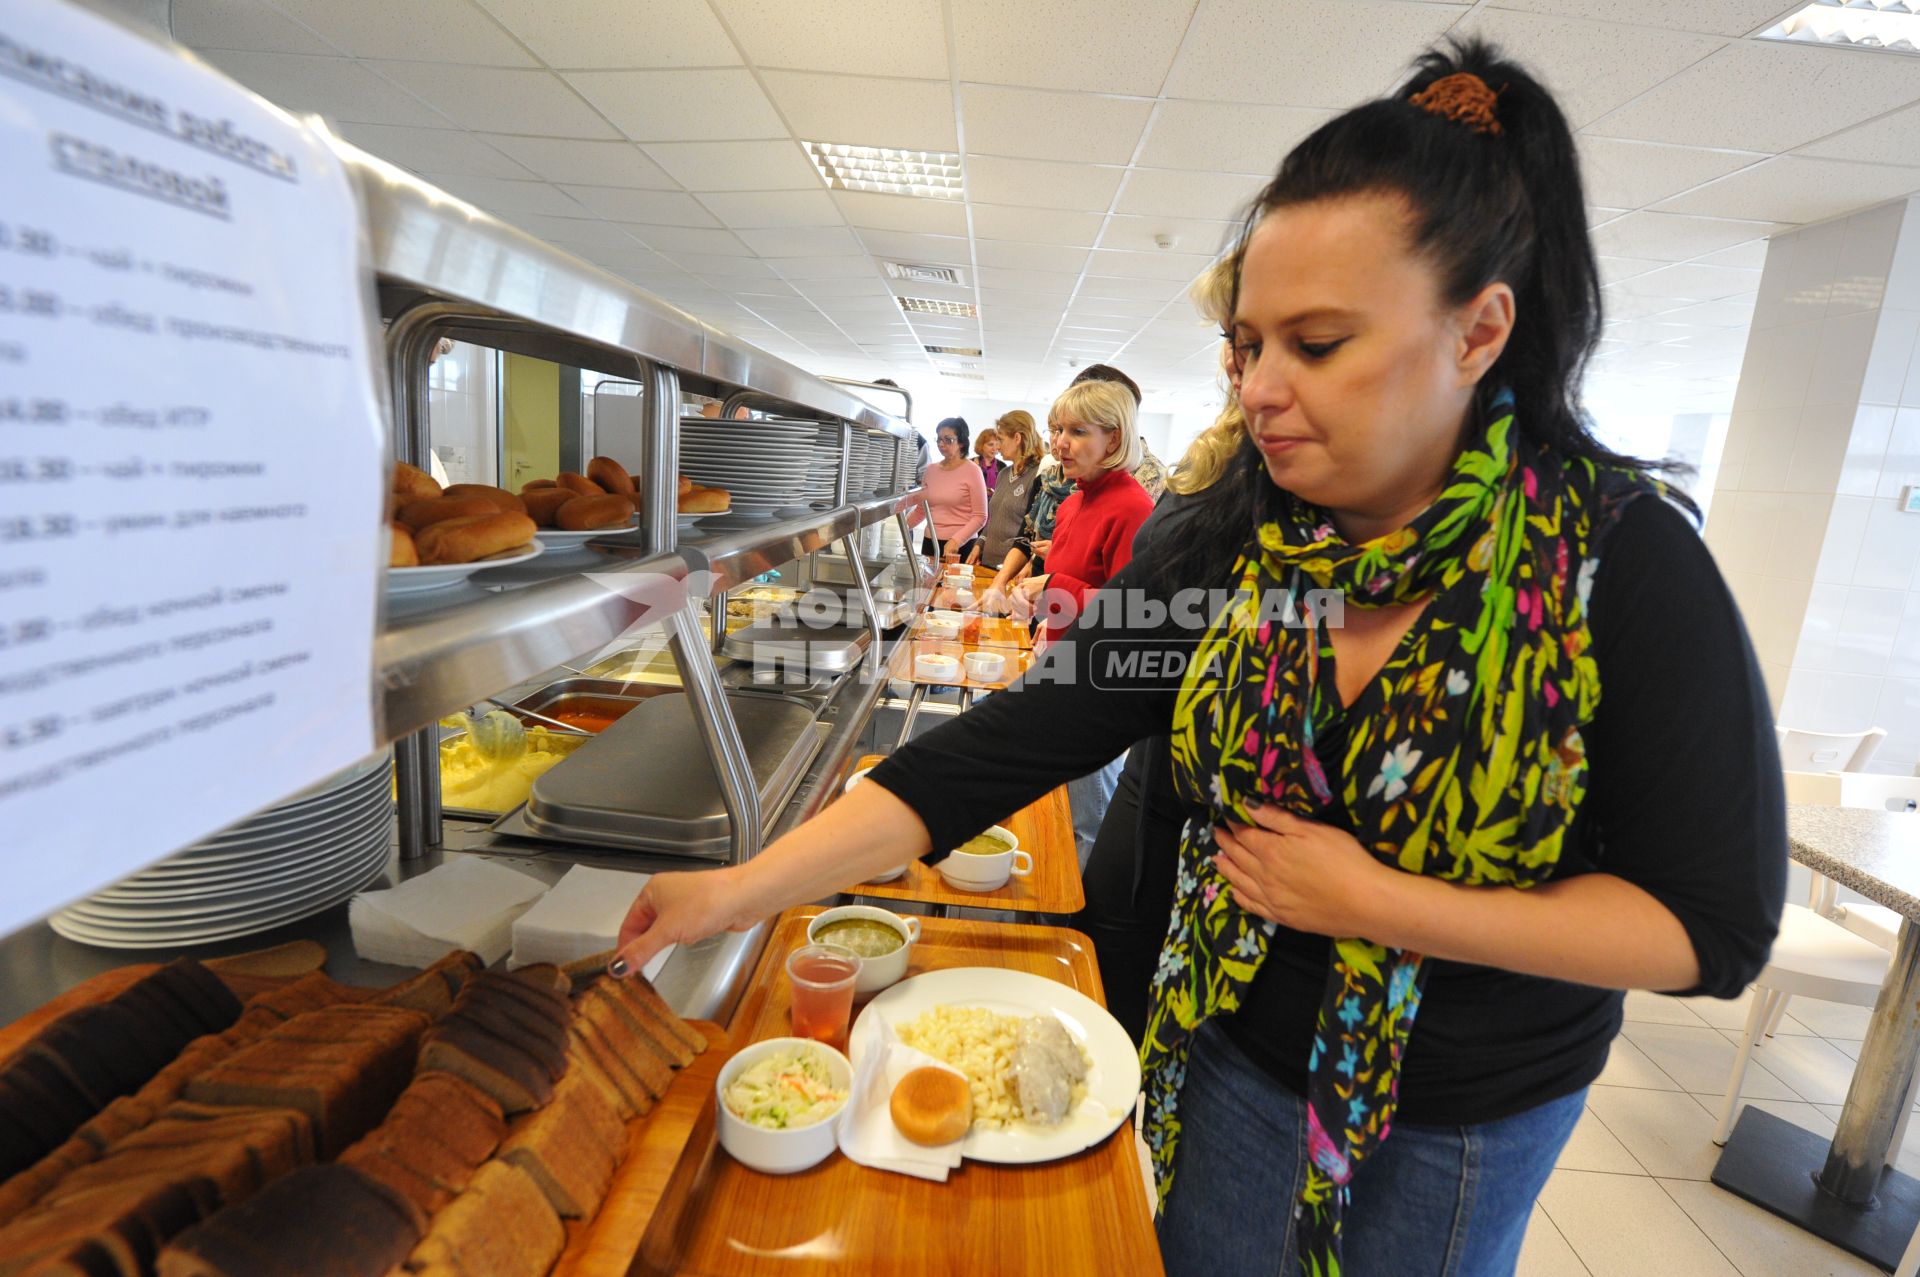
[437,726,585,813]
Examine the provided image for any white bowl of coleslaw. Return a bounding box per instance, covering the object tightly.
[716,1036,853,1174]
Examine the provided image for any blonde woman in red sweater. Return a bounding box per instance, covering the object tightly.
[1013,380,1154,645]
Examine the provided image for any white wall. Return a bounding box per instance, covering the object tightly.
[1706,198,1920,774]
[426,341,497,487]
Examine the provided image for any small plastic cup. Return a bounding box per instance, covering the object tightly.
[787,943,860,1052]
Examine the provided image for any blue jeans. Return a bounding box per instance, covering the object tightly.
[1067,753,1125,871]
[1158,1021,1584,1277]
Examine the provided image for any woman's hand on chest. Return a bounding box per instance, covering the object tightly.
[1212,803,1398,936]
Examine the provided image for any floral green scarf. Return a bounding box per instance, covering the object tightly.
[1141,389,1655,1276]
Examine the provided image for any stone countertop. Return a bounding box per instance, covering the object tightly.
[1789,804,1920,920]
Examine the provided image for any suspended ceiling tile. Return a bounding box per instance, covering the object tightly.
[977,266,1081,295]
[959,86,1153,166]
[1098,213,1239,257]
[798,276,897,297]
[974,242,1094,274]
[736,226,866,256]
[833,191,969,236]
[768,257,882,280]
[274,0,533,64]
[1137,100,1330,175]
[1596,255,1671,285]
[1599,291,1694,321]
[642,140,822,191]
[335,123,532,179]
[198,51,447,127]
[620,225,754,254]
[1454,8,1725,129]
[477,136,678,187]
[1586,42,1920,154]
[1654,156,1920,225]
[968,157,1125,211]
[473,0,739,68]
[713,0,948,78]
[953,0,1192,95]
[1589,211,1787,261]
[1659,297,1758,328]
[856,230,971,265]
[1088,247,1216,282]
[1484,0,1808,38]
[1114,168,1265,221]
[969,203,1107,247]
[1068,296,1171,320]
[379,63,617,137]
[174,0,339,54]
[1691,240,1771,270]
[560,185,721,225]
[501,213,641,250]
[1798,100,1920,167]
[698,189,846,227]
[564,69,785,141]
[1577,137,1766,211]
[1079,275,1188,301]
[433,175,584,216]
[1610,260,1758,299]
[669,252,779,277]
[762,71,958,151]
[1164,0,1465,107]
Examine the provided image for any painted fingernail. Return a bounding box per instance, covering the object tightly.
[607,956,630,978]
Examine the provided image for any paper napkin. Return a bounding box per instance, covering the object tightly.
[349,857,548,967]
[508,864,674,980]
[838,1016,968,1182]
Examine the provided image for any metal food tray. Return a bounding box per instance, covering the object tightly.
[720,620,871,675]
[512,690,827,857]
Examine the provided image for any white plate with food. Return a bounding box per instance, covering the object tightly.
[533,519,642,547]
[848,967,1139,1165]
[386,542,543,593]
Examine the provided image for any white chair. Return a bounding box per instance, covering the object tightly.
[1776,724,1887,773]
[1711,904,1920,1166]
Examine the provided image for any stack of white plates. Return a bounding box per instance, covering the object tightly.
[803,422,841,506]
[894,438,916,492]
[853,431,891,497]
[51,751,394,949]
[679,418,813,516]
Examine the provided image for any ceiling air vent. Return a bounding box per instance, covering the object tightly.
[899,297,978,318]
[884,260,966,286]
[940,371,985,381]
[924,344,983,357]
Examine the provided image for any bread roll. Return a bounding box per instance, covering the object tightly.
[522,488,576,528]
[556,472,603,498]
[389,523,418,568]
[586,456,635,496]
[442,484,526,515]
[395,496,499,533]
[521,479,558,492]
[392,462,441,502]
[415,513,537,566]
[889,1067,970,1146]
[555,494,634,531]
[677,485,730,514]
[677,475,694,498]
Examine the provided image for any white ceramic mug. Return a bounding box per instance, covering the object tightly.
[937,826,1033,891]
[807,905,921,993]
[962,650,1006,683]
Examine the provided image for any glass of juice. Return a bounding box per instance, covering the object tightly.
[787,943,860,1052]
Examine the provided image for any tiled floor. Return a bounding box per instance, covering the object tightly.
[1518,987,1895,1277]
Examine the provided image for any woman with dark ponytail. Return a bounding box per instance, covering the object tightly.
[609,40,1784,1277]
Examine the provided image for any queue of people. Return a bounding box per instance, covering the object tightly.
[615,37,1786,1277]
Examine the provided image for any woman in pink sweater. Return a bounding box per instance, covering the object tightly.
[912,417,989,560]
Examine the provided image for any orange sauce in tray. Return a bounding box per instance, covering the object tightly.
[537,697,639,734]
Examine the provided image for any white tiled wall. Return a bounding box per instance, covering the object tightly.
[426,341,498,486]
[1709,198,1920,774]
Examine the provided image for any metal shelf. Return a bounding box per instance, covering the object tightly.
[338,133,929,867]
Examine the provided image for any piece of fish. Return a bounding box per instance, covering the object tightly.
[1019,1014,1088,1084]
[1010,1041,1072,1125]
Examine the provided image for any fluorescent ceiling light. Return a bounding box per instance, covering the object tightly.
[899,296,978,318]
[805,141,963,199]
[1758,2,1920,52]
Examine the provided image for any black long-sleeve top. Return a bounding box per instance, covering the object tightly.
[868,494,1787,1125]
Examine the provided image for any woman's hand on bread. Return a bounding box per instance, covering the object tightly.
[609,867,758,979]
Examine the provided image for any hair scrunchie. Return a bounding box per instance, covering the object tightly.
[1409,71,1504,136]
